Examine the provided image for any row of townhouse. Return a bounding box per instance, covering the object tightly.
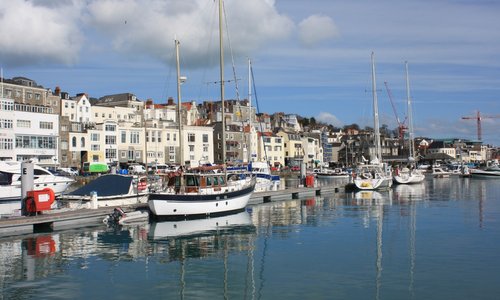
[9,75,494,171]
[0,75,415,171]
[62,93,214,168]
[332,130,495,167]
[0,76,325,170]
[417,138,491,162]
[201,99,323,168]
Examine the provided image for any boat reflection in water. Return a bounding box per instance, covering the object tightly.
[393,182,426,202]
[350,189,393,205]
[149,210,254,240]
[148,210,257,299]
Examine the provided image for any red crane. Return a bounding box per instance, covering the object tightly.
[462,111,500,141]
[384,81,407,139]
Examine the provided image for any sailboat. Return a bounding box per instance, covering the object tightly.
[148,1,255,219]
[393,62,425,184]
[353,53,393,190]
[246,60,280,192]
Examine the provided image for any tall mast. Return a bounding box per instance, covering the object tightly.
[248,59,252,105]
[219,0,226,165]
[405,61,415,161]
[371,52,382,163]
[247,58,252,162]
[1,68,3,98]
[175,39,184,165]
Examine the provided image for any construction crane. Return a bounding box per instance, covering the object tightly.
[384,81,407,139]
[462,111,500,141]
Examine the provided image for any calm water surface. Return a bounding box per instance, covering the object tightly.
[1,176,499,299]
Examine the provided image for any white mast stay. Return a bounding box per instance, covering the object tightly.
[371,52,382,163]
[405,61,415,161]
[175,39,184,166]
[219,0,226,166]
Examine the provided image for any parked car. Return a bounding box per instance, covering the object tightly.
[59,167,79,176]
[128,164,147,174]
[148,164,169,174]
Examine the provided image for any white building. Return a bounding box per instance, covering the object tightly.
[61,93,92,124]
[92,105,143,165]
[0,98,59,165]
[303,136,323,168]
[144,100,213,166]
[179,125,214,167]
[247,125,259,162]
[275,113,302,132]
[256,132,284,167]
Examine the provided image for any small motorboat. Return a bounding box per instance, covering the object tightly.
[103,207,149,225]
[432,167,451,178]
[315,168,349,179]
[470,167,500,178]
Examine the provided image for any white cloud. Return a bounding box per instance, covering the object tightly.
[86,0,294,69]
[0,0,83,66]
[0,0,295,69]
[316,112,342,127]
[297,14,339,47]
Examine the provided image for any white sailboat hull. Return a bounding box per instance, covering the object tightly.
[148,183,255,218]
[354,177,393,190]
[353,163,393,190]
[254,176,280,192]
[393,174,425,184]
[393,169,425,184]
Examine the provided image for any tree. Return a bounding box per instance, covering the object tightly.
[310,117,317,126]
[301,118,310,127]
[380,124,390,136]
[344,123,360,131]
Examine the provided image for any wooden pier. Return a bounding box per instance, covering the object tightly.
[0,184,344,237]
[249,185,343,204]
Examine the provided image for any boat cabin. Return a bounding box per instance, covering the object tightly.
[164,172,230,194]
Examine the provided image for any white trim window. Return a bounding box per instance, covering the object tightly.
[130,131,140,144]
[0,119,13,129]
[105,135,116,145]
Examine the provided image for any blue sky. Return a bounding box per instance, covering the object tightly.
[1,0,499,145]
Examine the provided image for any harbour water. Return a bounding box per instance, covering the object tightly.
[1,176,499,299]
